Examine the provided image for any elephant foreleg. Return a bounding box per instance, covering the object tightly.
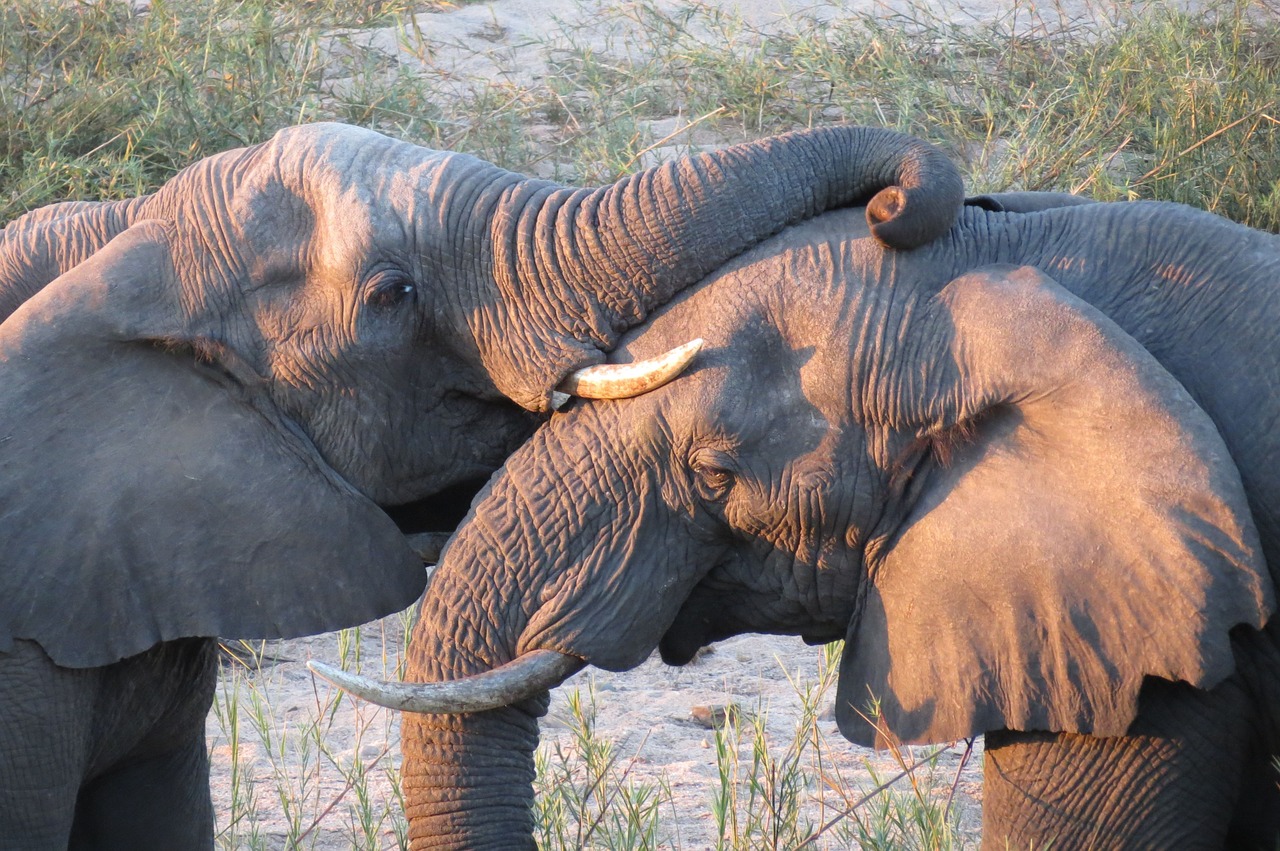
[69,732,214,851]
[66,638,219,851]
[982,676,1255,850]
[0,640,95,850]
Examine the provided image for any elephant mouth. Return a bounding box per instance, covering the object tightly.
[657,553,856,666]
[382,475,492,562]
[657,608,724,666]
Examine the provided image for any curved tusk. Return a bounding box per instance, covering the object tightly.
[558,338,703,400]
[307,649,585,714]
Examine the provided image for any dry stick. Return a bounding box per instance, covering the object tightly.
[1072,133,1133,195]
[620,106,727,172]
[578,728,655,843]
[296,744,391,843]
[942,738,975,821]
[793,744,952,849]
[1137,104,1274,184]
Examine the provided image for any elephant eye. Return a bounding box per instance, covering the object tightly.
[365,272,416,310]
[690,449,735,500]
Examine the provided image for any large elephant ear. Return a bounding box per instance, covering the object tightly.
[837,265,1272,746]
[0,221,425,668]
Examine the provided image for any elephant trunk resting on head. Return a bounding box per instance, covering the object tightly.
[325,193,1280,849]
[0,121,964,848]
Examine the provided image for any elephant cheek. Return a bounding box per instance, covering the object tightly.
[518,559,705,673]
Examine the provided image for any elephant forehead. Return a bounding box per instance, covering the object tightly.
[311,190,381,267]
[269,121,421,181]
[256,124,450,245]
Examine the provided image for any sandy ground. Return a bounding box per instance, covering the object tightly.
[209,618,985,849]
[332,0,1160,126]
[203,0,1147,846]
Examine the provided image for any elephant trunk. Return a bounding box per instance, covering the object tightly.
[399,526,549,850]
[483,125,964,411]
[394,408,715,846]
[400,705,543,850]
[0,195,149,321]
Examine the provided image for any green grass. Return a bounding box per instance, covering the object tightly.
[6,0,1277,846]
[534,687,672,850]
[216,627,976,849]
[211,612,415,849]
[3,0,1278,225]
[530,641,975,850]
[0,0,453,219]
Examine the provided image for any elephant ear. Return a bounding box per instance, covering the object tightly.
[837,265,1272,746]
[0,221,425,668]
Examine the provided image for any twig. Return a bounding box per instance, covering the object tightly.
[943,738,975,820]
[620,106,726,171]
[793,744,951,848]
[1139,104,1274,183]
[295,744,390,843]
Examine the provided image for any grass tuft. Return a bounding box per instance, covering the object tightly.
[536,642,975,849]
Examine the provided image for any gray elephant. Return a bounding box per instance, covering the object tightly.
[324,192,1280,848]
[0,121,963,849]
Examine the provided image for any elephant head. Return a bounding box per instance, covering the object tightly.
[0,123,964,669]
[320,206,1273,849]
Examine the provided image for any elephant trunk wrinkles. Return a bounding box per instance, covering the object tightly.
[401,525,548,850]
[484,125,964,412]
[400,707,542,850]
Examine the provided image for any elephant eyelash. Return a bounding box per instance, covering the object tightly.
[696,465,734,491]
[690,448,737,498]
[887,416,982,492]
[364,273,417,309]
[927,416,981,467]
[153,335,226,364]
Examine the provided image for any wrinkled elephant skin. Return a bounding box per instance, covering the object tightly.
[400,195,1280,849]
[0,121,963,848]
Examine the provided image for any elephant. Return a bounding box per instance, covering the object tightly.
[0,120,965,848]
[321,191,1280,848]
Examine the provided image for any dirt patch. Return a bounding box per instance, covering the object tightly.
[210,618,984,848]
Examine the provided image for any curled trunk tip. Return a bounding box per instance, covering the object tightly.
[308,649,585,714]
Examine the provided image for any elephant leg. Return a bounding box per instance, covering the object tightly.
[69,733,214,851]
[983,676,1253,850]
[0,640,95,850]
[1225,622,1280,846]
[68,638,219,850]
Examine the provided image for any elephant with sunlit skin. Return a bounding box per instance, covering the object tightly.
[324,193,1280,848]
[0,121,963,849]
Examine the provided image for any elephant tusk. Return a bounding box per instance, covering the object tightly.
[557,338,703,400]
[307,649,585,714]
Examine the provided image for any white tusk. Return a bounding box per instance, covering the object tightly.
[557,338,703,401]
[307,649,585,714]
